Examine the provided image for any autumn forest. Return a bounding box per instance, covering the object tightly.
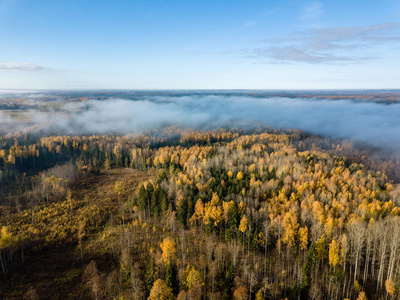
[0,121,400,300]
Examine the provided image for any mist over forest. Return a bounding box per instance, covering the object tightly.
[1,92,400,150]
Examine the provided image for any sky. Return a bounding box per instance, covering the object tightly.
[0,0,399,90]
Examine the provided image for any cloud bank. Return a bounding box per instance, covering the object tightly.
[5,95,399,151]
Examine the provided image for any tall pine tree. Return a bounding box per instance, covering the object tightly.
[222,263,235,300]
[165,261,178,294]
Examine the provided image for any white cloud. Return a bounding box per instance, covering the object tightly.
[251,22,400,64]
[0,62,52,71]
[254,46,367,64]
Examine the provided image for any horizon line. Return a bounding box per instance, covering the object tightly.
[1,88,400,92]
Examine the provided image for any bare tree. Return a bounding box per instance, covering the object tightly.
[82,260,102,300]
[386,217,400,283]
[375,220,389,290]
[347,221,366,283]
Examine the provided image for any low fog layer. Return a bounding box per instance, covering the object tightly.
[2,95,400,150]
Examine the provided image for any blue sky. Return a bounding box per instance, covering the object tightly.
[0,0,399,89]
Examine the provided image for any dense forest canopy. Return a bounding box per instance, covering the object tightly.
[0,124,400,299]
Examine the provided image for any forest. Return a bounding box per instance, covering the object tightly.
[1,126,400,299]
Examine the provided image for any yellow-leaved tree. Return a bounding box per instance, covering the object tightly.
[356,291,367,300]
[255,289,263,300]
[185,266,205,299]
[189,199,204,226]
[385,279,397,297]
[239,215,248,234]
[148,279,174,300]
[299,226,308,251]
[160,237,176,265]
[0,226,13,250]
[329,239,340,268]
